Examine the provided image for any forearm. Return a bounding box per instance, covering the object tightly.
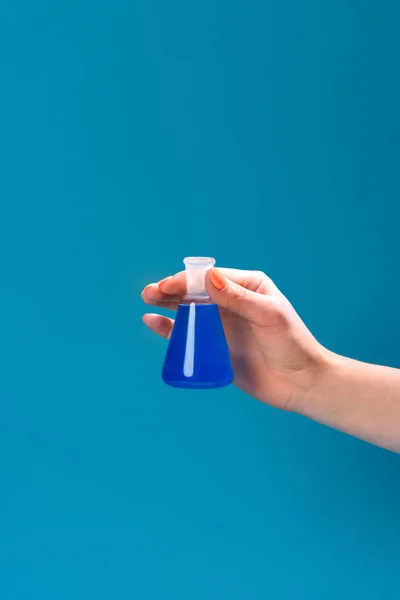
[296,352,400,453]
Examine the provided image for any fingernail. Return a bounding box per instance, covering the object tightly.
[158,276,172,288]
[210,268,226,291]
[141,284,152,299]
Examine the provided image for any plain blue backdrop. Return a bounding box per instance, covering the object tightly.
[0,1,399,598]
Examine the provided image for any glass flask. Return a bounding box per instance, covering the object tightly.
[162,257,234,389]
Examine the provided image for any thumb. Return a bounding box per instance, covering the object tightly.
[206,268,281,327]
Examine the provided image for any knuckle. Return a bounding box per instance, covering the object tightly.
[275,301,290,327]
[260,295,286,327]
[253,271,274,293]
[260,271,273,286]
[227,282,247,307]
[268,294,282,313]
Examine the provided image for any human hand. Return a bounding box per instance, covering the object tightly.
[141,268,328,411]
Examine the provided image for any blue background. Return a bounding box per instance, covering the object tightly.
[0,1,399,598]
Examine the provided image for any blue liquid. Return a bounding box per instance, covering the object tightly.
[162,303,234,389]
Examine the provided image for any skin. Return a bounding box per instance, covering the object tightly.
[142,268,400,453]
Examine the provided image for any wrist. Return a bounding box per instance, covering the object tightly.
[288,346,338,415]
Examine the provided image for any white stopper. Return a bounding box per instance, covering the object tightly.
[183,256,215,297]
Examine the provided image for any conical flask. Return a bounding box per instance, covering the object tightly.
[162,257,234,389]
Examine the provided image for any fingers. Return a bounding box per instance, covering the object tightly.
[141,268,282,328]
[157,268,274,295]
[205,268,283,327]
[157,271,186,295]
[142,313,174,339]
[141,282,182,310]
[216,269,275,294]
[141,268,276,307]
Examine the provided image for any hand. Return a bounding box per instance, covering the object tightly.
[141,268,328,410]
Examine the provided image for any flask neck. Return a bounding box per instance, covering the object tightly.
[184,256,215,298]
[181,292,213,305]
